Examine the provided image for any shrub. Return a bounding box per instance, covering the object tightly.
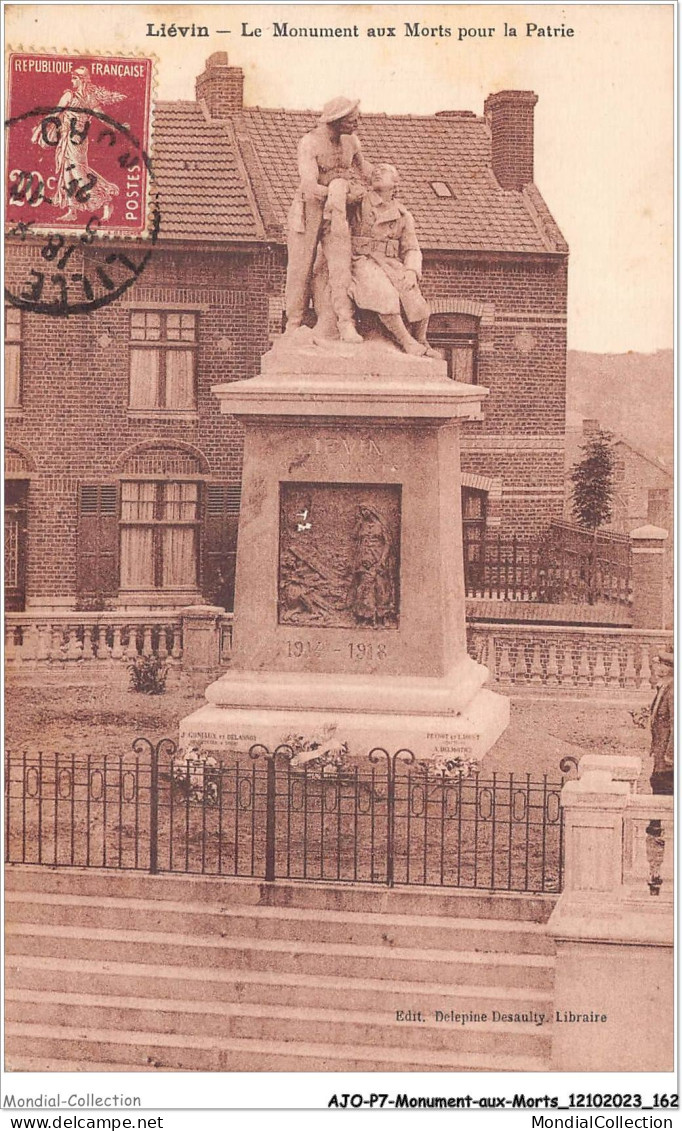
[128,656,168,695]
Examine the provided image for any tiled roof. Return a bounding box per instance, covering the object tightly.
[152,103,264,241]
[233,108,567,254]
[152,102,567,254]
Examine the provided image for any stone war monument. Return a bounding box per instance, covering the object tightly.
[180,97,509,764]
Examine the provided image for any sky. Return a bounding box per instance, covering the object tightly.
[5,2,674,353]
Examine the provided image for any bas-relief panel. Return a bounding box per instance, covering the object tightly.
[278,482,401,629]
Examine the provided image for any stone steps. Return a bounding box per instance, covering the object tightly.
[5,1023,549,1073]
[5,891,555,954]
[6,865,555,921]
[5,865,556,1072]
[7,953,553,1015]
[6,922,555,989]
[6,989,551,1058]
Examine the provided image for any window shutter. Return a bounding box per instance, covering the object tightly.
[451,343,474,384]
[77,483,119,596]
[202,482,241,611]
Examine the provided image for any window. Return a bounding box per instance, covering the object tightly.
[428,313,479,383]
[120,480,199,591]
[461,487,488,593]
[648,488,671,528]
[430,181,454,199]
[5,307,21,408]
[129,311,197,411]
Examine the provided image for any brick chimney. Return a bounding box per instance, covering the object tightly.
[195,52,244,117]
[484,90,538,190]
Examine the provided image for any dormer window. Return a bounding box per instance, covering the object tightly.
[430,181,454,198]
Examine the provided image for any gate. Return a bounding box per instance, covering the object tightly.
[5,740,565,894]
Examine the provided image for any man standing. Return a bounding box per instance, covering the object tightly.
[645,649,673,895]
[285,97,371,342]
[650,650,674,794]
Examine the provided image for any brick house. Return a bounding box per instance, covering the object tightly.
[565,417,673,535]
[565,416,673,628]
[5,52,568,615]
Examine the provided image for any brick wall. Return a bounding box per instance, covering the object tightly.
[6,243,283,600]
[422,252,567,537]
[6,240,565,604]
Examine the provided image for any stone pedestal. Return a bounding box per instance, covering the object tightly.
[180,605,224,670]
[548,754,674,1072]
[180,336,508,762]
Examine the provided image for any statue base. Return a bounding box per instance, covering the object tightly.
[180,338,508,765]
[180,663,509,766]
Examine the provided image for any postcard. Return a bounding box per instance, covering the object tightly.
[3,2,675,1122]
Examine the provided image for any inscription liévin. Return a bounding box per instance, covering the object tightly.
[313,435,384,460]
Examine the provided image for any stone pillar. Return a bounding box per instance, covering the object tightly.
[629,524,668,628]
[180,606,224,671]
[180,336,509,762]
[547,754,673,1072]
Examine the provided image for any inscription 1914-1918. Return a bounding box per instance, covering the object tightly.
[286,639,389,660]
[279,482,401,630]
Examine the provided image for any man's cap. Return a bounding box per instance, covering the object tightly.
[656,651,674,666]
[320,97,360,124]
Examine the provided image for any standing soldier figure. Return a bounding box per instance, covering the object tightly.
[285,97,371,342]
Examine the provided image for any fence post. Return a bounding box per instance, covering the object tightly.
[547,753,672,1071]
[386,761,395,888]
[149,741,159,875]
[629,525,668,628]
[264,754,276,882]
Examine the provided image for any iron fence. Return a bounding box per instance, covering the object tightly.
[464,523,632,606]
[5,739,565,894]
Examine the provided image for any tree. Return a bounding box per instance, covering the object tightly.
[570,428,616,602]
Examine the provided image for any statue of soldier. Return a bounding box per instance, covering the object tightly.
[347,163,439,357]
[285,97,371,343]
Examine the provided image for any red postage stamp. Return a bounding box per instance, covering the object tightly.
[6,52,154,236]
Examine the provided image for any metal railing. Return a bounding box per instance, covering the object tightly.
[464,525,632,606]
[5,740,565,894]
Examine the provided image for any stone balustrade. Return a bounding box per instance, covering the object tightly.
[5,612,185,666]
[622,794,674,901]
[468,623,672,693]
[6,614,670,692]
[5,609,236,673]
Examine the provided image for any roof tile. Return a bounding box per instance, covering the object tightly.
[151,101,566,254]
